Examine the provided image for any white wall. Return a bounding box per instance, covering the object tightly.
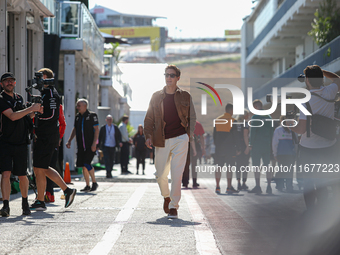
[254,0,276,38]
[241,21,254,78]
[304,36,317,58]
[272,60,281,78]
[295,44,304,64]
[129,110,146,132]
[242,63,273,93]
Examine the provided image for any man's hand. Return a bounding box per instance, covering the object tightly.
[201,147,206,156]
[29,112,35,119]
[145,138,152,149]
[244,146,250,155]
[38,106,44,114]
[119,142,123,147]
[31,103,43,113]
[66,141,71,149]
[59,139,62,147]
[91,144,96,152]
[191,143,197,157]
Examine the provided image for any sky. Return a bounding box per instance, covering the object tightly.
[89,0,256,39]
[118,63,168,111]
[89,0,256,111]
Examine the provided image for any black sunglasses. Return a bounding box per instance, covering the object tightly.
[164,73,177,78]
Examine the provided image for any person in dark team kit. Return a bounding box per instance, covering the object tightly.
[133,125,147,175]
[182,120,205,188]
[214,103,241,194]
[0,72,42,216]
[30,68,76,211]
[44,104,66,203]
[248,99,274,195]
[235,110,250,191]
[66,99,99,192]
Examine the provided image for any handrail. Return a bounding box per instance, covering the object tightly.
[252,35,340,99]
[247,0,298,57]
[53,1,104,70]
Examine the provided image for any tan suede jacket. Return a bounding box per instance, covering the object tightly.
[144,86,196,147]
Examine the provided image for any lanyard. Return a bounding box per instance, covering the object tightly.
[107,125,113,135]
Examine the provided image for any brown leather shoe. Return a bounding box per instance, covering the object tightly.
[167,208,178,219]
[163,197,171,214]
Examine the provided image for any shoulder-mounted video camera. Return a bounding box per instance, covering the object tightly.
[297,74,305,83]
[26,72,55,104]
[26,72,54,93]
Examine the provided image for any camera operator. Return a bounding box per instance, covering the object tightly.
[0,72,43,216]
[290,65,340,209]
[30,68,76,211]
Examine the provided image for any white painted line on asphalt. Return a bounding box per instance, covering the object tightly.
[182,189,221,255]
[89,185,147,255]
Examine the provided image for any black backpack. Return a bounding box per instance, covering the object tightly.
[306,92,338,140]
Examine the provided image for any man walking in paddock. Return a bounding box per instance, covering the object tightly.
[144,64,196,219]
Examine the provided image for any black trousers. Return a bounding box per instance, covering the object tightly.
[275,155,295,190]
[182,142,198,186]
[135,149,146,171]
[298,144,337,209]
[103,146,116,177]
[46,147,59,195]
[236,152,250,180]
[120,142,130,173]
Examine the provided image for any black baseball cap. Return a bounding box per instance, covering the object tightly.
[1,72,16,82]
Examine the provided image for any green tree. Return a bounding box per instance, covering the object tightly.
[104,42,122,63]
[308,0,340,47]
[117,118,136,138]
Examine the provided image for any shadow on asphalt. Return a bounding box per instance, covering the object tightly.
[146,217,202,227]
[217,193,245,196]
[181,187,208,190]
[0,215,46,223]
[0,211,57,222]
[253,193,278,196]
[74,193,97,196]
[45,203,60,207]
[277,190,303,194]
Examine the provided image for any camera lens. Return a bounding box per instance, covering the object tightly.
[297,74,305,83]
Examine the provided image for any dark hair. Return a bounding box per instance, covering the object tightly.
[165,65,181,77]
[122,115,129,122]
[304,65,323,88]
[225,103,233,113]
[253,99,263,109]
[38,68,54,78]
[134,124,144,138]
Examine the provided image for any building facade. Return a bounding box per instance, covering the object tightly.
[0,0,55,96]
[241,0,340,103]
[97,54,131,127]
[90,5,163,28]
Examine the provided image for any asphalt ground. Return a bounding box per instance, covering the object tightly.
[1,158,340,254]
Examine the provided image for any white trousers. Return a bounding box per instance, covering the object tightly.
[155,134,189,209]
